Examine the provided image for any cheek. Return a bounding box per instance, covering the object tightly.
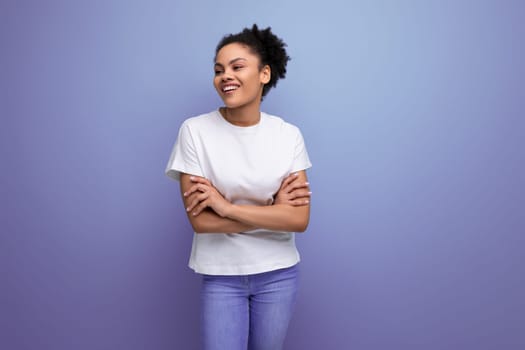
[213,79,224,93]
[245,73,263,89]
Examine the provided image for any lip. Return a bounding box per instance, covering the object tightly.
[221,83,240,94]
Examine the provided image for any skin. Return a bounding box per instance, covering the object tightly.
[179,42,311,234]
[213,42,269,126]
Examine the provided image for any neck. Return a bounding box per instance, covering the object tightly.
[221,102,261,127]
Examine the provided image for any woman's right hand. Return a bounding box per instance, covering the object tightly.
[184,176,232,217]
[273,172,311,206]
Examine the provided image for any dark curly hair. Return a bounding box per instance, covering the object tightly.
[215,24,290,98]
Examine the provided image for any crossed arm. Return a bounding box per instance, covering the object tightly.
[179,171,311,234]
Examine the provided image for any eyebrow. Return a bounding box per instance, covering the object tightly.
[214,57,247,67]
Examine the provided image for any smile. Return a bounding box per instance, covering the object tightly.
[222,84,240,93]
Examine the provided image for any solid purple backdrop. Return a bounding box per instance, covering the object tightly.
[2,1,524,349]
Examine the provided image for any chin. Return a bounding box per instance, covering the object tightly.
[222,96,261,110]
[222,99,244,109]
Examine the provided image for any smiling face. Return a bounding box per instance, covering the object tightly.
[213,43,270,109]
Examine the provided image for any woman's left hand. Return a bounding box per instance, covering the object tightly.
[184,176,232,217]
[274,172,311,206]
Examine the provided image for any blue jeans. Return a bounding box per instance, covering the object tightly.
[200,264,299,350]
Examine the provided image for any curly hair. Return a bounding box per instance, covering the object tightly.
[215,24,290,98]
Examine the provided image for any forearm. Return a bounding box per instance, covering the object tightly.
[180,174,254,233]
[187,209,255,234]
[225,204,309,232]
[180,172,310,234]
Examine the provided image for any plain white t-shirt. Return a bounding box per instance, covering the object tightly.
[165,110,312,275]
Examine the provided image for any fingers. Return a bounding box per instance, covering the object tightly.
[281,173,310,193]
[273,172,312,207]
[191,200,209,216]
[184,177,226,216]
[289,198,310,206]
[283,181,310,197]
[286,181,310,193]
[289,189,312,201]
[186,191,209,213]
[279,172,298,190]
[184,183,209,197]
[189,175,211,186]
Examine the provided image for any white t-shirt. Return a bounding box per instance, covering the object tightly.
[165,110,312,275]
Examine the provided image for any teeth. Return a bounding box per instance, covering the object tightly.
[223,85,238,92]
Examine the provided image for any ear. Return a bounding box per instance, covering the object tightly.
[260,65,271,84]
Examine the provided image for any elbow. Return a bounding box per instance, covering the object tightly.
[291,206,310,233]
[189,218,207,234]
[191,218,221,234]
[187,210,216,233]
[192,222,208,234]
[293,218,309,233]
[288,210,309,233]
[296,224,308,233]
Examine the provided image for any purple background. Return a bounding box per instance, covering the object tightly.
[2,1,524,349]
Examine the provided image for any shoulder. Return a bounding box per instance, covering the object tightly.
[262,112,302,136]
[180,111,218,133]
[181,111,218,129]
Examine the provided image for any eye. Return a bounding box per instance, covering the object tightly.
[233,65,243,71]
[214,69,223,75]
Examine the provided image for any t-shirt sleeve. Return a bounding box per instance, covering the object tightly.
[165,121,203,181]
[291,127,312,172]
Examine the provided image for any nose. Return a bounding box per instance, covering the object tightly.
[220,66,236,80]
[221,72,233,82]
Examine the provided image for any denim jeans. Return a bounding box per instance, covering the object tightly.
[200,264,299,350]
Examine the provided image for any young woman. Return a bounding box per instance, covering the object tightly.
[166,24,312,350]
